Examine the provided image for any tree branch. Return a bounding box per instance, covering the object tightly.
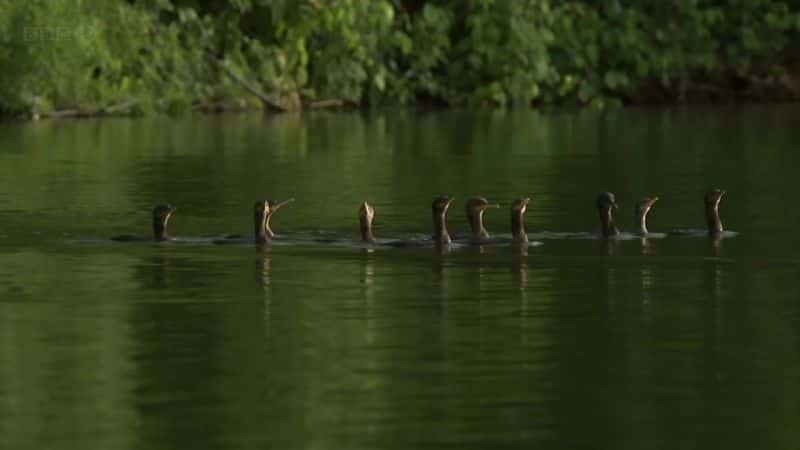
[309,99,347,109]
[40,100,137,119]
[213,59,288,112]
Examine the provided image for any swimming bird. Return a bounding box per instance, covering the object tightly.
[596,192,620,237]
[262,198,294,241]
[510,197,531,243]
[112,204,176,242]
[432,195,454,245]
[214,198,294,245]
[704,188,725,235]
[634,197,659,235]
[359,201,376,243]
[668,189,732,238]
[464,197,500,242]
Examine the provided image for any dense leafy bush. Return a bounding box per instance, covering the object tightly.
[1,0,799,117]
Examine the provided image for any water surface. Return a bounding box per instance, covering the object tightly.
[1,108,800,449]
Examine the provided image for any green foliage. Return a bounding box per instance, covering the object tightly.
[546,0,800,105]
[404,4,453,100]
[0,0,112,114]
[307,1,395,103]
[446,0,554,106]
[1,0,800,117]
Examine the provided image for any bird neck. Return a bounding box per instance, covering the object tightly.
[264,213,276,239]
[153,217,169,241]
[433,211,451,245]
[706,204,723,235]
[600,207,619,237]
[254,211,269,244]
[511,210,527,243]
[469,209,489,239]
[635,210,648,235]
[360,217,375,243]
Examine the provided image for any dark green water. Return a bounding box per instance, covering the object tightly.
[1,108,800,450]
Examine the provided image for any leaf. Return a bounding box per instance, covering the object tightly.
[394,31,412,55]
[374,69,386,92]
[604,71,628,90]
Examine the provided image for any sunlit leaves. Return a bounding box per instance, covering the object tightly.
[1,0,800,115]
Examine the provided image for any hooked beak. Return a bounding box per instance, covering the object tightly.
[271,198,295,211]
[483,203,501,210]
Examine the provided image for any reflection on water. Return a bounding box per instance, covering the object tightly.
[639,237,653,255]
[256,246,271,288]
[709,234,723,257]
[511,243,528,290]
[2,108,800,449]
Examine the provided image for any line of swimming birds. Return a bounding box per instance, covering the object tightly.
[111,189,730,247]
